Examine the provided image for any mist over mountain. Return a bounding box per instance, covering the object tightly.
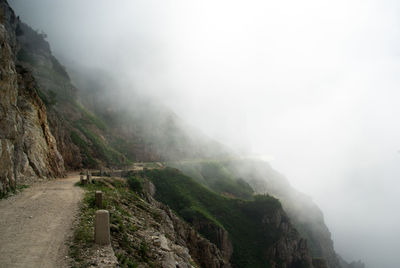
[5,0,400,267]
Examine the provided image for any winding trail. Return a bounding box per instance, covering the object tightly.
[0,173,83,268]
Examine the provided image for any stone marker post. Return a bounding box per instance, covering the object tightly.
[95,210,110,245]
[95,191,103,208]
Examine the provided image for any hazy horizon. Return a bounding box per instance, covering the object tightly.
[10,1,400,267]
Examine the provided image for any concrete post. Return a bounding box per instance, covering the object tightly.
[95,210,110,245]
[95,191,103,208]
[86,170,93,183]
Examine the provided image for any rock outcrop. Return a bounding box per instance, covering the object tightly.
[224,159,343,267]
[189,215,233,262]
[157,202,231,268]
[0,0,64,196]
[266,209,314,268]
[131,180,230,267]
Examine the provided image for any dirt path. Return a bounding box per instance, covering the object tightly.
[0,173,83,268]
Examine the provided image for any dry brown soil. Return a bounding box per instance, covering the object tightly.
[0,173,83,268]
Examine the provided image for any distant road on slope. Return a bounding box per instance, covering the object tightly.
[0,173,83,268]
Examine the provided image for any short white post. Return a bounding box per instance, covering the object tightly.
[95,210,110,245]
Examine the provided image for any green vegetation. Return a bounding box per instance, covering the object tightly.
[68,102,136,168]
[73,119,129,168]
[109,137,139,161]
[75,102,107,131]
[70,131,97,167]
[70,178,155,268]
[145,168,282,268]
[127,175,144,193]
[0,184,29,199]
[70,181,113,264]
[169,160,254,200]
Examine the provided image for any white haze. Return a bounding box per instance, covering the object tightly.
[10,1,400,267]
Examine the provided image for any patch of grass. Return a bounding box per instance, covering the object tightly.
[74,121,129,167]
[71,178,157,267]
[70,131,97,168]
[127,176,144,193]
[116,253,138,268]
[0,184,29,199]
[169,160,254,200]
[139,242,148,260]
[70,179,120,266]
[75,103,107,131]
[69,199,96,263]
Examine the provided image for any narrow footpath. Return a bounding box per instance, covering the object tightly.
[0,173,83,268]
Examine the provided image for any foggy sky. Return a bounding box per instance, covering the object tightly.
[9,1,400,267]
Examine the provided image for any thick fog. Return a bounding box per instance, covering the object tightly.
[10,0,400,267]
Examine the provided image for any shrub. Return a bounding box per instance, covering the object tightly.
[127,176,143,193]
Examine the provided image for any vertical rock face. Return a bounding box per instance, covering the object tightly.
[190,217,233,262]
[226,159,342,268]
[313,258,329,268]
[15,20,82,170]
[160,204,231,268]
[265,208,314,268]
[0,0,64,196]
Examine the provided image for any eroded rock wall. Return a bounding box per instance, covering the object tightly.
[0,0,64,196]
[266,209,314,267]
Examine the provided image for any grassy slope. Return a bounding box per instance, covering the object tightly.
[71,178,155,268]
[145,168,282,268]
[169,160,254,200]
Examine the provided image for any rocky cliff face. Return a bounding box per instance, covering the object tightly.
[226,159,342,268]
[15,20,86,170]
[190,217,233,262]
[0,0,64,196]
[265,208,314,268]
[156,202,231,268]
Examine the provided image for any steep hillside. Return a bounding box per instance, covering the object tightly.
[15,21,132,169]
[14,18,230,170]
[145,168,315,268]
[169,159,349,268]
[70,66,232,161]
[0,0,64,197]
